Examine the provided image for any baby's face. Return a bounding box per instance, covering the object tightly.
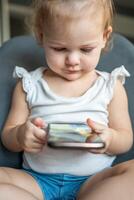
[42,13,111,81]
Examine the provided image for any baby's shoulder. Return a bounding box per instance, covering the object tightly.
[98,65,130,86]
[13,66,45,81]
[13,66,46,106]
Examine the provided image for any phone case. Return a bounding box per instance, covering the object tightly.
[48,141,105,149]
[47,123,105,149]
[48,123,92,143]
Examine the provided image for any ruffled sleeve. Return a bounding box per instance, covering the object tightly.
[13,66,35,105]
[107,65,130,102]
[110,65,130,85]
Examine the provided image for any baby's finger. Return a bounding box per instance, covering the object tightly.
[25,146,44,154]
[86,134,103,143]
[33,137,46,145]
[87,118,105,133]
[31,117,47,129]
[33,128,47,142]
[88,147,106,154]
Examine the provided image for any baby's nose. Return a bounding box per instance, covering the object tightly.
[65,52,80,66]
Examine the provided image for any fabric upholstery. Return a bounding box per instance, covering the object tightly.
[0,33,134,168]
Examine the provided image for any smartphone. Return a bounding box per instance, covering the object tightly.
[48,141,105,149]
[47,123,105,149]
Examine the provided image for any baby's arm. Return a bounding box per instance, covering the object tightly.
[106,80,133,154]
[1,81,47,153]
[87,80,133,155]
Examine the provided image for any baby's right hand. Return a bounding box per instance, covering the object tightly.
[17,118,47,153]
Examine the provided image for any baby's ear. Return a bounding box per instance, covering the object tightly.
[35,31,44,46]
[103,26,113,42]
[105,26,113,39]
[102,26,113,47]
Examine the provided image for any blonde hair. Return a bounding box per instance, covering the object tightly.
[31,0,114,49]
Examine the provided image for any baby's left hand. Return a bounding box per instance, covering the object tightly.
[86,118,113,154]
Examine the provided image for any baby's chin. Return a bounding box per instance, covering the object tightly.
[62,73,82,81]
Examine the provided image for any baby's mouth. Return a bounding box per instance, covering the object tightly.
[65,68,81,73]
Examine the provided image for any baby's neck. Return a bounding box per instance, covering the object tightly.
[43,69,99,98]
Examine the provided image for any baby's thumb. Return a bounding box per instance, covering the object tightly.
[87,118,103,134]
[31,117,46,129]
[87,118,96,131]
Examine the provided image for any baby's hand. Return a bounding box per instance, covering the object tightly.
[17,118,48,153]
[86,118,113,154]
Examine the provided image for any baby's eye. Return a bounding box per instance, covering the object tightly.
[80,48,94,53]
[52,47,66,52]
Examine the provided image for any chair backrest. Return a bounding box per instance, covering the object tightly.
[0,33,134,167]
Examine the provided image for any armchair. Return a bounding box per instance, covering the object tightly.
[0,33,134,168]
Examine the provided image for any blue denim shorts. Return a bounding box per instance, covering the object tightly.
[23,168,91,200]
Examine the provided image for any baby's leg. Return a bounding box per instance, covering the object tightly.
[77,160,134,200]
[0,167,44,200]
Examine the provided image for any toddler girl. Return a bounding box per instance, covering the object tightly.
[0,0,134,200]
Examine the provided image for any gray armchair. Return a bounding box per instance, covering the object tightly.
[0,33,134,168]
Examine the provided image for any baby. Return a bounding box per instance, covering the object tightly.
[0,1,134,200]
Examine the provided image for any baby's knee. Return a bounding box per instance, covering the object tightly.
[124,160,134,172]
[115,160,134,174]
[0,167,11,183]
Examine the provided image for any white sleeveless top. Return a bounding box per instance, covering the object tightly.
[13,66,130,176]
